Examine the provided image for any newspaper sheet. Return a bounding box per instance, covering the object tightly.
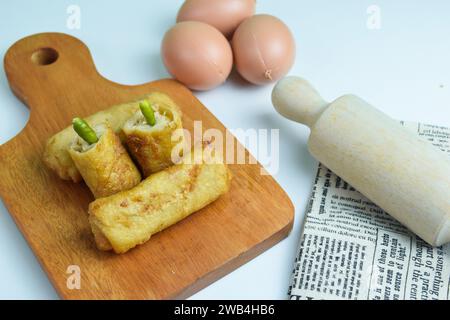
[289,122,450,300]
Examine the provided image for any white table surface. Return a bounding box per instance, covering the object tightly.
[1,0,449,299]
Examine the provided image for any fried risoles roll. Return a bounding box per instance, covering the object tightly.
[69,127,141,198]
[88,148,232,253]
[43,92,181,182]
[123,103,184,177]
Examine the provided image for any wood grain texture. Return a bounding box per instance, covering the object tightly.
[272,76,450,247]
[0,33,294,299]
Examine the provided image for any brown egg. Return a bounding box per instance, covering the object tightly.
[177,0,256,39]
[232,14,296,85]
[161,21,233,91]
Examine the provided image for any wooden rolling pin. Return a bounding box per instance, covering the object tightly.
[272,76,450,246]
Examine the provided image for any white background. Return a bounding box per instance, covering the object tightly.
[0,0,449,299]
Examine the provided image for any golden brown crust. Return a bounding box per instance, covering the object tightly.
[69,128,141,198]
[42,92,181,182]
[88,146,232,254]
[90,221,113,251]
[123,100,184,177]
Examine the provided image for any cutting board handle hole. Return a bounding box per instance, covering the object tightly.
[31,47,59,66]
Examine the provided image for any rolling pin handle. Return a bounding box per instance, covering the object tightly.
[272,76,329,128]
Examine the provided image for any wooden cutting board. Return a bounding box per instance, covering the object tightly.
[0,33,294,299]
